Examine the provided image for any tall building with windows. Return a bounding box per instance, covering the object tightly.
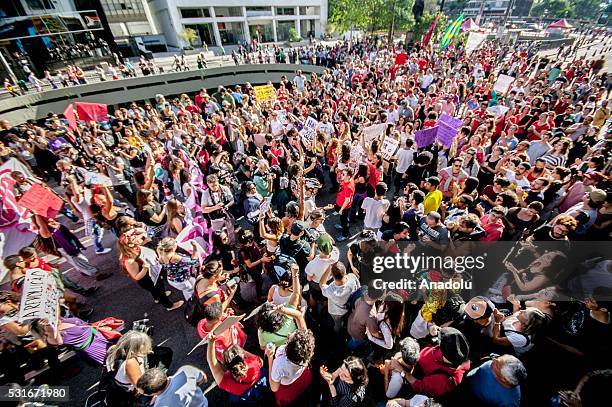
[147,0,328,49]
[463,0,534,20]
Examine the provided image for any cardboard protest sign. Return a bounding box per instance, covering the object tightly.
[487,105,510,117]
[85,171,113,187]
[259,197,271,214]
[187,314,245,355]
[140,246,162,285]
[362,123,387,145]
[17,184,64,218]
[18,268,61,334]
[439,113,463,130]
[414,126,438,147]
[254,84,276,103]
[493,74,515,95]
[299,116,319,144]
[465,31,487,54]
[380,137,399,161]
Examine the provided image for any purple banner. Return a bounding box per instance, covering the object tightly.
[437,122,458,148]
[414,126,438,147]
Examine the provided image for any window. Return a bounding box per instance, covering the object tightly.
[180,8,211,18]
[276,20,295,42]
[218,21,245,45]
[185,24,215,46]
[25,0,55,10]
[249,23,274,43]
[246,7,272,17]
[214,7,243,17]
[299,6,320,16]
[276,7,295,16]
[300,19,315,39]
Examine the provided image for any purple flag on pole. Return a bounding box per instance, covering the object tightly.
[415,126,438,147]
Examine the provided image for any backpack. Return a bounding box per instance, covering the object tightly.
[345,285,367,313]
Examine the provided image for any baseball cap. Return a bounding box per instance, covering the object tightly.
[438,327,470,367]
[316,233,334,255]
[590,188,607,204]
[291,221,307,235]
[464,296,495,321]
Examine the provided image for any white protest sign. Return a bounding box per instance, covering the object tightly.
[380,137,399,161]
[465,32,487,54]
[276,110,288,125]
[18,268,61,334]
[259,197,271,214]
[493,74,515,95]
[362,123,387,145]
[187,314,245,355]
[85,171,113,187]
[140,246,162,285]
[487,105,510,118]
[299,116,319,144]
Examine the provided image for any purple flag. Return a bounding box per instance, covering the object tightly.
[439,113,463,129]
[415,126,438,147]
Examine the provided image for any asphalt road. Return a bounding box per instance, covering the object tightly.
[16,183,361,406]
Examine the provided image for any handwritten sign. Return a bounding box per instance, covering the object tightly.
[17,184,64,218]
[85,171,113,187]
[299,116,319,144]
[414,126,438,147]
[276,110,288,125]
[259,196,271,214]
[254,84,276,103]
[18,268,61,334]
[380,137,399,160]
[493,74,515,95]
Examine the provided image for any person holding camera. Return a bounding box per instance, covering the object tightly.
[201,173,235,242]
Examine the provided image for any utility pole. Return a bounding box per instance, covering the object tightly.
[476,0,487,25]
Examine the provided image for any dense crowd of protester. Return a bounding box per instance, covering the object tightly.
[0,32,611,407]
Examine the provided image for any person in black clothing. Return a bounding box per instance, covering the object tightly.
[404,151,433,187]
[279,221,315,279]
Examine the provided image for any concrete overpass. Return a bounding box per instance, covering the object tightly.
[0,64,326,123]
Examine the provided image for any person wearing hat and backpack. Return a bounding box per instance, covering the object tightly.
[398,327,471,398]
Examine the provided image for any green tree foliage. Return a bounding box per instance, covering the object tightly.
[179,28,198,47]
[573,0,605,19]
[412,12,448,41]
[530,0,576,18]
[328,0,416,35]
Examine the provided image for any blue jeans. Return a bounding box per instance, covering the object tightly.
[347,337,367,351]
[92,221,105,252]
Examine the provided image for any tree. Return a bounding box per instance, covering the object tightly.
[179,28,198,48]
[412,12,448,41]
[530,0,575,18]
[573,0,604,19]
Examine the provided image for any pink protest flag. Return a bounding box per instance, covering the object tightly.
[75,102,108,123]
[63,103,77,130]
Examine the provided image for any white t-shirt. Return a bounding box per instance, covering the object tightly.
[322,274,360,316]
[505,170,531,190]
[293,75,305,92]
[271,345,306,385]
[305,249,340,284]
[361,197,390,229]
[502,316,533,355]
[153,365,208,407]
[395,148,415,174]
[271,120,284,136]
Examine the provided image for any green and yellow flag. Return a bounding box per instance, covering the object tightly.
[440,14,464,50]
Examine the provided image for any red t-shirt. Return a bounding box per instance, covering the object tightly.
[218,354,263,396]
[367,163,382,190]
[527,121,551,141]
[197,317,247,363]
[336,181,355,208]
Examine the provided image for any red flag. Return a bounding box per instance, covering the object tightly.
[75,102,108,123]
[63,103,77,130]
[422,15,440,47]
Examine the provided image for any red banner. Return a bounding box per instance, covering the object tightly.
[63,103,77,130]
[394,53,408,66]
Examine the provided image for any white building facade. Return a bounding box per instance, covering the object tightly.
[147,0,328,49]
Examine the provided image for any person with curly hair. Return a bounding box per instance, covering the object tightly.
[265,329,315,406]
